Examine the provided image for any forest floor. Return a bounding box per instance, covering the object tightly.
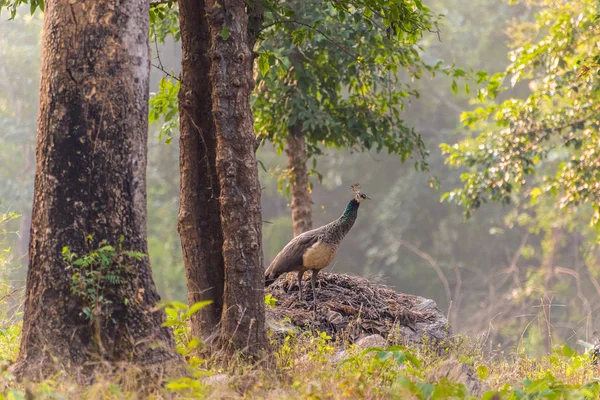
[0,276,599,399]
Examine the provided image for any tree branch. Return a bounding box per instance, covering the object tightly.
[259,18,358,60]
[397,239,452,308]
[150,0,172,8]
[151,63,180,81]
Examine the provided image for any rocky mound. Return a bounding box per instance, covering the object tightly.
[265,272,451,345]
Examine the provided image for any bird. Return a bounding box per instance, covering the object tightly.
[592,333,600,366]
[265,184,371,306]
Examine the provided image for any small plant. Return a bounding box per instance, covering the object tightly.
[0,209,22,363]
[63,236,146,353]
[308,331,334,363]
[160,300,213,398]
[264,293,277,308]
[160,300,211,359]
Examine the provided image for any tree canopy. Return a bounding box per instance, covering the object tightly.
[442,0,600,223]
[146,0,474,183]
[253,0,440,169]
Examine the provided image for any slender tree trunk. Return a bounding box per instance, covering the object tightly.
[177,0,224,341]
[13,0,177,379]
[286,122,312,236]
[205,0,266,355]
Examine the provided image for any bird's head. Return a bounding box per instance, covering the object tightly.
[351,183,371,203]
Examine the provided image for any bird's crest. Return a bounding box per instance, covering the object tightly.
[350,183,361,194]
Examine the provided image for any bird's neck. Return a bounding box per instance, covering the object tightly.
[336,199,360,234]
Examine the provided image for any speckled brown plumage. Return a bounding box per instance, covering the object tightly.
[265,187,371,305]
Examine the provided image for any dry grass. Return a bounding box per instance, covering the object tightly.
[0,328,598,399]
[0,277,597,398]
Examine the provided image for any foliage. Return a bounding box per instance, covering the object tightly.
[62,237,145,323]
[0,301,598,398]
[149,77,180,144]
[160,300,211,358]
[150,1,180,43]
[442,0,600,222]
[0,0,42,19]
[254,0,440,171]
[0,209,21,364]
[146,0,477,190]
[264,293,278,308]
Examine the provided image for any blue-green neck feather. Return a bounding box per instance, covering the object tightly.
[339,199,360,224]
[322,199,360,243]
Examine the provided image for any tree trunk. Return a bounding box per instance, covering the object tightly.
[14,0,177,379]
[286,122,312,236]
[205,0,266,355]
[177,0,225,341]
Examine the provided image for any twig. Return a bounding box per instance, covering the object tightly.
[151,63,180,81]
[397,239,452,308]
[150,0,172,8]
[259,18,358,60]
[0,286,24,304]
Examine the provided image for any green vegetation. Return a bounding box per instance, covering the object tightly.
[62,239,145,322]
[0,299,598,399]
[1,0,600,396]
[443,0,600,221]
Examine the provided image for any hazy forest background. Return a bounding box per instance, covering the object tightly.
[1,0,598,357]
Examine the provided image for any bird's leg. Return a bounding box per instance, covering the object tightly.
[297,271,305,301]
[311,270,319,307]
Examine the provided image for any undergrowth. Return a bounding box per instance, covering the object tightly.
[0,299,598,399]
[0,225,599,398]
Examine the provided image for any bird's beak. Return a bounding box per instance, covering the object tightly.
[365,195,372,200]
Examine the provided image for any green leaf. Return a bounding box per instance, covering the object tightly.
[165,307,178,319]
[162,319,181,327]
[168,301,188,310]
[221,26,230,41]
[184,300,213,318]
[258,53,270,77]
[477,365,489,380]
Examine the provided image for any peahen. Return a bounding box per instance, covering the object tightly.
[265,184,371,305]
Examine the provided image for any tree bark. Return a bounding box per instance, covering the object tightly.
[286,122,313,236]
[14,0,177,379]
[177,0,225,341]
[205,0,266,355]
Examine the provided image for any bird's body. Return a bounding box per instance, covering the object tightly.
[265,186,370,305]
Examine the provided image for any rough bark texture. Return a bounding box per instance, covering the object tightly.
[205,0,267,354]
[286,123,312,237]
[177,0,225,341]
[14,0,177,379]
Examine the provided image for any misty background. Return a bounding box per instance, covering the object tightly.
[2,0,598,355]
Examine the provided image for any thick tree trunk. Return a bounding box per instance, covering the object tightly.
[14,0,177,379]
[205,0,266,355]
[286,123,312,236]
[177,0,225,341]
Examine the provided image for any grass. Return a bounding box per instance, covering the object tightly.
[0,302,599,400]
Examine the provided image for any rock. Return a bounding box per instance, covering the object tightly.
[330,350,347,363]
[327,310,344,325]
[356,334,387,350]
[330,334,387,363]
[427,360,489,398]
[267,318,298,344]
[203,373,230,386]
